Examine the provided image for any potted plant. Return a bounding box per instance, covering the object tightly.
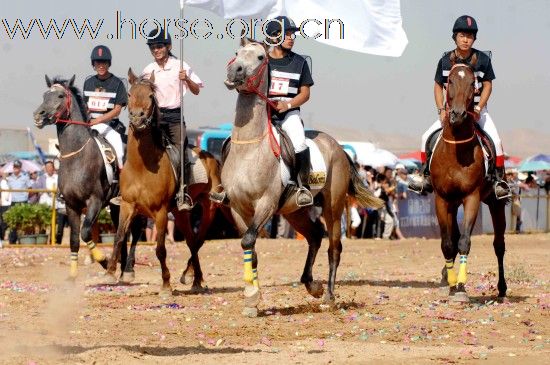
[97,208,116,244]
[3,204,38,244]
[33,204,52,244]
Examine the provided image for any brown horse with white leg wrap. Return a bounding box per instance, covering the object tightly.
[430,53,507,302]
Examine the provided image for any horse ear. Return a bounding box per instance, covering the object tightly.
[45,75,52,87]
[68,75,76,87]
[240,37,251,47]
[449,51,456,66]
[128,68,137,85]
[470,52,478,67]
[149,70,155,83]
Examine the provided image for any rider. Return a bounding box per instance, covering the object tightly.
[142,28,203,211]
[265,16,315,207]
[83,45,127,171]
[408,15,510,199]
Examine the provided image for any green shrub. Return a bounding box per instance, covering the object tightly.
[3,203,52,235]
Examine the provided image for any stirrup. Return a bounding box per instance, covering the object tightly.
[109,196,121,205]
[408,175,432,195]
[209,191,229,205]
[176,186,194,211]
[295,187,313,207]
[494,180,512,200]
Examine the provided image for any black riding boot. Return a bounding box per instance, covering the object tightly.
[408,162,433,195]
[176,147,194,211]
[494,166,511,200]
[294,148,313,207]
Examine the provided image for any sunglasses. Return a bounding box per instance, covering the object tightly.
[149,44,166,50]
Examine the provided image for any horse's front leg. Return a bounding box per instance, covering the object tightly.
[239,201,276,318]
[154,209,172,298]
[106,201,136,284]
[454,192,482,302]
[121,215,146,283]
[435,195,459,296]
[80,197,107,269]
[66,207,81,280]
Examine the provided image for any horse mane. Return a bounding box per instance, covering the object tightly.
[52,77,88,121]
[130,76,165,148]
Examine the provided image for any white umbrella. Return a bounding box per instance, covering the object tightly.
[360,148,398,168]
[1,159,42,174]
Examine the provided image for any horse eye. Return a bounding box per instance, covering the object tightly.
[58,94,64,98]
[258,55,264,61]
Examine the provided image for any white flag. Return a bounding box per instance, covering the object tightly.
[185,0,408,57]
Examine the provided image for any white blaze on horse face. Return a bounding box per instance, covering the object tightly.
[458,70,465,79]
[50,84,65,92]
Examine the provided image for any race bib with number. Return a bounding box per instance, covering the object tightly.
[269,77,290,95]
[87,96,110,112]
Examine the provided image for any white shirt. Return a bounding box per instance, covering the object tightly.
[39,173,58,207]
[1,178,11,207]
[142,57,203,109]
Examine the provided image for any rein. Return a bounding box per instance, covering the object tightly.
[445,64,478,120]
[53,85,90,126]
[59,137,92,159]
[442,134,476,144]
[227,49,281,158]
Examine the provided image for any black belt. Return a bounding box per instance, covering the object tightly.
[159,107,181,113]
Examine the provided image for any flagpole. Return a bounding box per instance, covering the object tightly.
[179,0,185,202]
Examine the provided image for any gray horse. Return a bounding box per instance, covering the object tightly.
[222,38,384,317]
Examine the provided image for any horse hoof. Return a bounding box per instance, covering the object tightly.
[120,271,135,284]
[242,306,258,318]
[306,281,324,298]
[103,273,118,285]
[189,285,206,294]
[244,286,261,308]
[180,270,194,285]
[159,287,173,300]
[97,259,108,270]
[452,291,469,303]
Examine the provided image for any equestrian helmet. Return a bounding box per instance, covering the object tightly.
[146,28,172,46]
[266,16,300,36]
[91,45,112,66]
[452,15,478,38]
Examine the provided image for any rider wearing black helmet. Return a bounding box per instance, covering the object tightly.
[142,28,203,210]
[266,16,315,207]
[409,15,510,199]
[83,45,128,171]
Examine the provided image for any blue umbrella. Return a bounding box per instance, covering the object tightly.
[518,155,550,172]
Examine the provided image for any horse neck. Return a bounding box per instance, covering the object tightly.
[441,116,476,142]
[56,94,91,154]
[232,71,269,142]
[126,109,164,164]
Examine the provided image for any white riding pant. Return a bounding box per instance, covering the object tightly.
[420,108,503,163]
[91,123,124,168]
[278,110,307,153]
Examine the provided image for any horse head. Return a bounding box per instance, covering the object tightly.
[446,53,478,126]
[225,37,269,92]
[33,75,76,129]
[127,68,157,132]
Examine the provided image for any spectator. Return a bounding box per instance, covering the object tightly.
[506,169,523,233]
[393,164,407,240]
[38,161,67,244]
[6,160,32,243]
[376,173,395,239]
[0,172,11,245]
[28,171,42,204]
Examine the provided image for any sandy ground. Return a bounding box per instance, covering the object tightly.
[0,233,548,364]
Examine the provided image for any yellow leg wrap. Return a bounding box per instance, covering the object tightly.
[86,241,105,262]
[445,260,457,287]
[252,268,259,288]
[457,255,468,284]
[69,253,78,278]
[243,250,254,284]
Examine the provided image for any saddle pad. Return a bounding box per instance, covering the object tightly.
[273,127,328,190]
[429,134,489,177]
[93,137,115,185]
[188,148,208,185]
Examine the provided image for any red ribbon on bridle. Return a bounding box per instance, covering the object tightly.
[227,47,281,158]
[52,85,89,126]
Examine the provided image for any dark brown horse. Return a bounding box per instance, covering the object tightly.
[105,68,224,296]
[431,53,507,302]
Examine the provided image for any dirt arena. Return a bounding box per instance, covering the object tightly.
[0,233,548,364]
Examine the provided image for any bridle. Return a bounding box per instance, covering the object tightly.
[51,84,89,126]
[128,81,157,132]
[226,43,281,158]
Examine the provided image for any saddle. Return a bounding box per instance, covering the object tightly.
[161,131,207,186]
[90,129,119,184]
[426,125,497,179]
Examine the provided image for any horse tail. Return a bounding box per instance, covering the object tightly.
[345,154,384,209]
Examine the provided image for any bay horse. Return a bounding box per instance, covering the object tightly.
[33,76,143,279]
[223,38,384,316]
[105,68,223,296]
[431,53,507,302]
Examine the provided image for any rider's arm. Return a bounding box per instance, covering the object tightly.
[289,85,310,108]
[90,105,123,125]
[434,82,446,121]
[477,80,492,111]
